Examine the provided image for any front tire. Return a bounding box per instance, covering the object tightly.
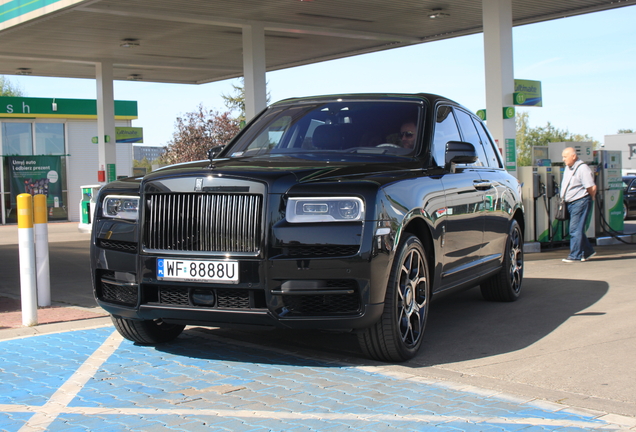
[358,235,430,362]
[480,219,523,302]
[111,316,185,345]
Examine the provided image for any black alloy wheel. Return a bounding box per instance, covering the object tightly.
[480,219,523,302]
[358,234,430,362]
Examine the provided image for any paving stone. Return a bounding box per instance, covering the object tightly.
[0,327,626,432]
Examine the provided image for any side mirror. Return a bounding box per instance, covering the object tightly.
[445,141,477,169]
[207,145,225,160]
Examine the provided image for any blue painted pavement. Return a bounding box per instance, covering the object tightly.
[0,327,623,431]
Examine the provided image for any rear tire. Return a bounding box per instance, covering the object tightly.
[111,316,185,345]
[480,219,523,302]
[358,235,430,362]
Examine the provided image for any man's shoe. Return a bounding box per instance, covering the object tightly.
[581,252,597,262]
[562,258,577,263]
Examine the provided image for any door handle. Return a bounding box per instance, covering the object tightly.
[473,180,492,190]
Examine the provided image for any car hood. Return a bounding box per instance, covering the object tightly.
[141,156,422,193]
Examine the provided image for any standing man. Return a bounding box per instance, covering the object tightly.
[561,147,597,262]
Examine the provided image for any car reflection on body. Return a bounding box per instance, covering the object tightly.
[623,175,636,219]
[90,93,525,362]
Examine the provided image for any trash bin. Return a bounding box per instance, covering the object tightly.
[78,184,101,233]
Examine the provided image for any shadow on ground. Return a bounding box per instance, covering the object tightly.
[149,276,608,367]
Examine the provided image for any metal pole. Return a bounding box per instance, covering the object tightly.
[17,193,38,326]
[34,194,51,307]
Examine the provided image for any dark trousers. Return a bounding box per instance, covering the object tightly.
[566,195,595,260]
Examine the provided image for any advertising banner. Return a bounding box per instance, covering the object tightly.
[116,127,143,143]
[514,79,543,107]
[8,156,63,209]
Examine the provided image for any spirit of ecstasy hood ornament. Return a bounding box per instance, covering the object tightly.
[206,145,225,169]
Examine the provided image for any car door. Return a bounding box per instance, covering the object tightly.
[626,178,636,217]
[471,115,512,267]
[432,106,486,288]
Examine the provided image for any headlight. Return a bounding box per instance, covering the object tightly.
[286,197,364,223]
[102,195,139,220]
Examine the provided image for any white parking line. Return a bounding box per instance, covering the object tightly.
[1,403,620,430]
[17,330,123,432]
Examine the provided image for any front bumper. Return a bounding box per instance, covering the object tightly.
[93,238,391,330]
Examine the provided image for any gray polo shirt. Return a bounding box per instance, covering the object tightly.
[561,159,595,202]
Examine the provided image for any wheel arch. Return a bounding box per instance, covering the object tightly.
[513,208,525,241]
[401,216,436,287]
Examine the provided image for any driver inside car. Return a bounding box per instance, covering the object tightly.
[400,121,418,149]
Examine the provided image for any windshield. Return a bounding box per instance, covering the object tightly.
[226,101,423,161]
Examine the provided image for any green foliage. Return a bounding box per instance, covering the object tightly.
[516,111,599,166]
[133,157,153,173]
[221,78,270,125]
[617,129,634,134]
[0,76,24,96]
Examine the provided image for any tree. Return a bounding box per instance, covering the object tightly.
[160,104,240,165]
[0,76,24,96]
[221,78,270,125]
[133,157,153,173]
[515,111,599,166]
[617,129,634,134]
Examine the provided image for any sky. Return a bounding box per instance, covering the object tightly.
[8,4,636,148]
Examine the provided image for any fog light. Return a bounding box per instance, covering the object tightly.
[192,289,216,306]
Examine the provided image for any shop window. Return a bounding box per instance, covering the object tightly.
[2,123,32,155]
[35,123,65,155]
[1,121,67,223]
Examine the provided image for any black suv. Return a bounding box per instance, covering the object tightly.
[91,93,524,362]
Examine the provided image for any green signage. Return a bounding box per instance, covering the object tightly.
[116,127,144,143]
[503,106,515,119]
[1,0,82,26]
[476,109,487,121]
[107,164,117,183]
[514,79,542,107]
[0,97,138,119]
[505,138,516,171]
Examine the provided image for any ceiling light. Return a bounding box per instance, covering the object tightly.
[16,68,32,75]
[120,38,140,48]
[127,74,142,81]
[428,9,450,19]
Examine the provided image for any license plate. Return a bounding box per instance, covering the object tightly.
[157,258,239,284]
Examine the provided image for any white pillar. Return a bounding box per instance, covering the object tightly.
[483,0,517,176]
[242,24,267,121]
[96,60,117,182]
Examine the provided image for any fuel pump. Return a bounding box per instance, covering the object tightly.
[534,166,554,243]
[518,166,540,242]
[595,150,624,235]
[549,166,568,243]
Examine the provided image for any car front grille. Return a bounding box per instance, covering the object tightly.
[144,193,263,253]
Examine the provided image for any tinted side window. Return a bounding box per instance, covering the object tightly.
[432,106,461,166]
[455,109,486,167]
[474,120,503,168]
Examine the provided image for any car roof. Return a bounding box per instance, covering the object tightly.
[273,93,460,107]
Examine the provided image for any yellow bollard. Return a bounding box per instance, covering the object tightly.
[17,193,38,326]
[34,194,51,307]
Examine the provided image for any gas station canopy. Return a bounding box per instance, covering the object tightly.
[0,0,632,84]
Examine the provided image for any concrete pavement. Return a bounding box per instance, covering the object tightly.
[1,221,636,430]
